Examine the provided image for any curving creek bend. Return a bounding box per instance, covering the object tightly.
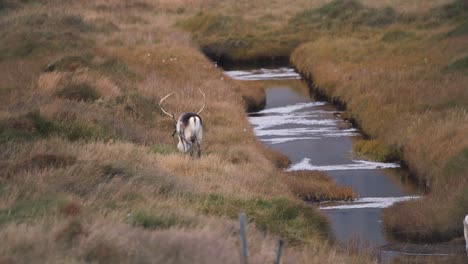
[223,66,437,262]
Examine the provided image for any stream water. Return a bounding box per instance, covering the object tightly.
[224,67,424,257]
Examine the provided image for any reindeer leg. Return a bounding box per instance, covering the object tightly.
[189,136,196,159]
[189,142,194,158]
[197,142,201,158]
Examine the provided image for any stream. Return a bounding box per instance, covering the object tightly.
[224,66,425,261]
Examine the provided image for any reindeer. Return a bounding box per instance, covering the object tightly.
[159,89,205,158]
[464,214,468,256]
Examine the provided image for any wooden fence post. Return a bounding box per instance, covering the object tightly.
[239,213,249,264]
[274,239,284,264]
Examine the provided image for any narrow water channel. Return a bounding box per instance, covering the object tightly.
[224,67,422,249]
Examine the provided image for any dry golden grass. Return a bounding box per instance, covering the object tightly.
[0,0,374,262]
[282,171,355,202]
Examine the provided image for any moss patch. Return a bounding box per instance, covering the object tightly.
[130,211,193,230]
[197,194,330,242]
[353,139,402,162]
[0,111,56,143]
[101,164,133,182]
[96,57,137,80]
[48,55,91,72]
[289,0,397,29]
[382,30,415,42]
[0,196,61,225]
[443,147,468,176]
[442,56,468,73]
[56,83,101,102]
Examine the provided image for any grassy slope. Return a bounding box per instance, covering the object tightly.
[182,0,468,243]
[0,0,366,263]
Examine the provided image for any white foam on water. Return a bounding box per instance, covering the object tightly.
[255,128,358,138]
[258,102,326,114]
[288,158,400,171]
[249,103,359,140]
[254,127,332,137]
[260,137,320,144]
[250,115,337,130]
[320,196,421,210]
[225,67,301,81]
[322,131,360,138]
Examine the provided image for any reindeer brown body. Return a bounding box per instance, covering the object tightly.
[159,89,205,158]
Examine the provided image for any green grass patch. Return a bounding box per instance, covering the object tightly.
[96,57,137,80]
[130,211,192,230]
[125,1,153,11]
[0,182,11,198]
[56,83,100,102]
[55,219,84,247]
[115,94,160,123]
[25,111,56,136]
[0,111,120,143]
[179,12,245,34]
[452,187,468,224]
[289,0,397,29]
[24,13,49,26]
[0,31,92,61]
[92,19,119,33]
[382,30,415,42]
[443,147,468,176]
[59,121,116,142]
[60,15,93,32]
[9,34,46,58]
[0,13,95,61]
[442,56,468,73]
[432,0,468,21]
[50,55,92,72]
[197,194,330,242]
[447,19,468,37]
[315,0,364,18]
[21,13,94,32]
[101,164,133,182]
[30,153,77,169]
[150,144,175,155]
[353,139,402,162]
[0,127,35,143]
[178,12,256,62]
[0,196,61,225]
[123,15,148,25]
[0,110,56,143]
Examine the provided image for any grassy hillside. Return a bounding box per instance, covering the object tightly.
[182,0,468,243]
[0,0,367,263]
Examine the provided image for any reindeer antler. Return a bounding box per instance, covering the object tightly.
[159,92,176,121]
[197,88,206,114]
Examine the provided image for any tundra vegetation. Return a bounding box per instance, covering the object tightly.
[0,0,368,263]
[182,0,468,246]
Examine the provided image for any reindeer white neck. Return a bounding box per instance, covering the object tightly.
[159,89,205,158]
